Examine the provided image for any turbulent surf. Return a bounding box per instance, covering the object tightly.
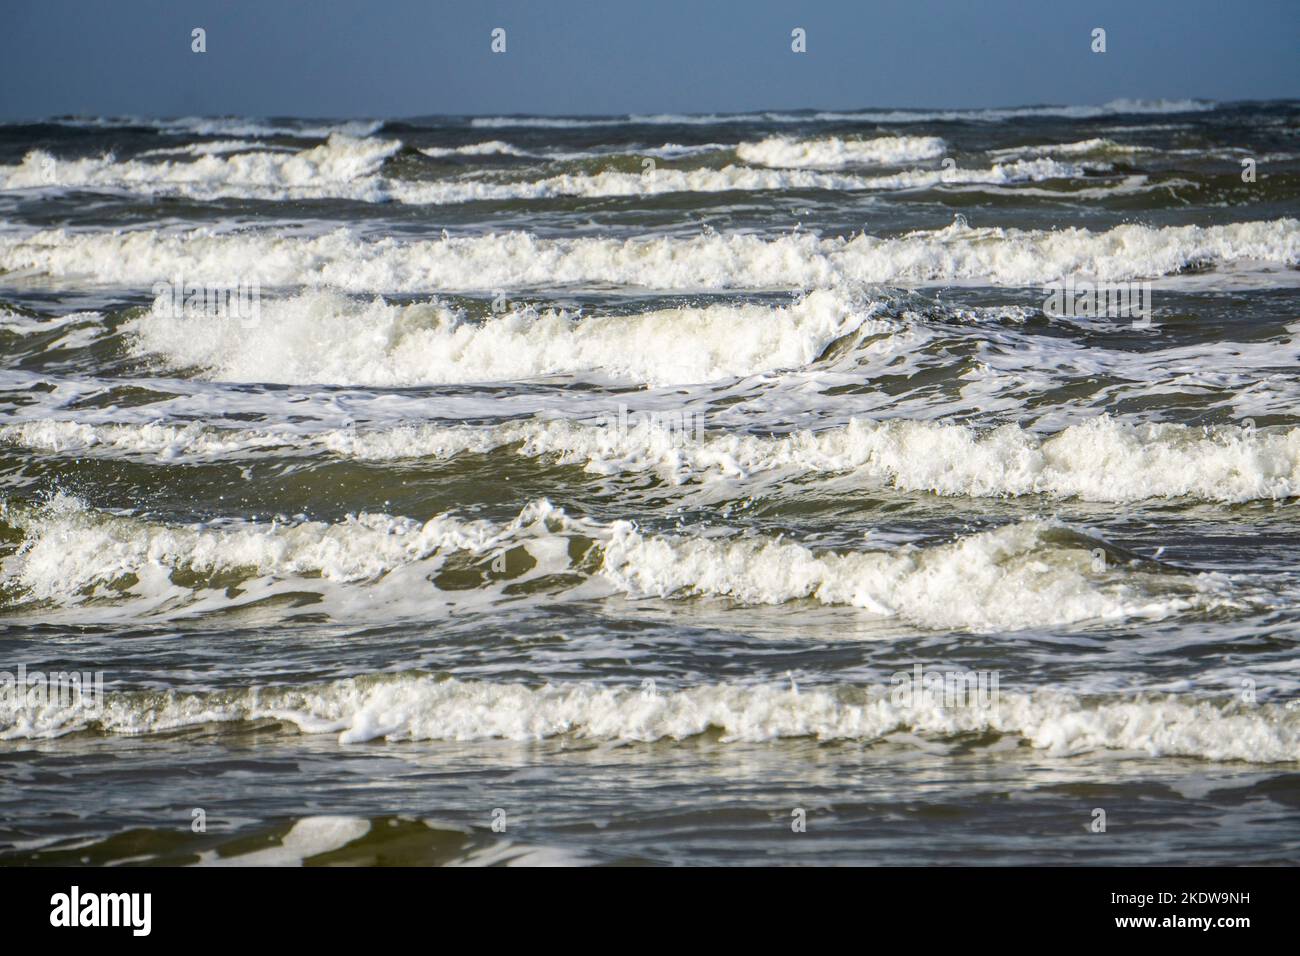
[1,100,1298,865]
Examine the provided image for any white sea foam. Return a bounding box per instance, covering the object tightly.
[189,815,585,867]
[2,672,1292,763]
[1,496,1232,631]
[736,135,947,168]
[124,287,877,386]
[4,219,1294,291]
[197,817,371,867]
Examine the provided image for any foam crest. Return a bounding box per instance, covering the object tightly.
[2,674,1292,763]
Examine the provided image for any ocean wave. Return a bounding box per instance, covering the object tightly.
[388,157,1086,203]
[0,134,402,201]
[815,98,1219,123]
[988,138,1153,160]
[2,672,1291,763]
[136,140,298,159]
[735,135,947,168]
[0,420,305,461]
[4,218,1294,291]
[599,516,1226,628]
[308,416,1300,504]
[424,141,732,162]
[8,417,1296,505]
[0,496,1235,629]
[418,140,532,159]
[0,493,515,601]
[124,287,877,386]
[470,115,643,129]
[35,115,384,139]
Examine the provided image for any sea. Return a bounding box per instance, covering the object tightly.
[0,98,1297,865]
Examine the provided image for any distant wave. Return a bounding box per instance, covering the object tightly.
[470,99,1220,128]
[418,140,533,158]
[31,115,384,139]
[736,135,947,168]
[0,135,1094,204]
[11,100,1221,138]
[0,134,403,202]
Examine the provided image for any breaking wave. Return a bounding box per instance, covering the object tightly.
[3,218,1295,291]
[121,287,877,386]
[0,496,1237,630]
[6,417,1297,505]
[2,672,1293,763]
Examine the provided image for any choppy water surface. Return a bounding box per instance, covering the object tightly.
[1,100,1298,865]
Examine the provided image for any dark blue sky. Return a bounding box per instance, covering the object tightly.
[2,0,1296,120]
